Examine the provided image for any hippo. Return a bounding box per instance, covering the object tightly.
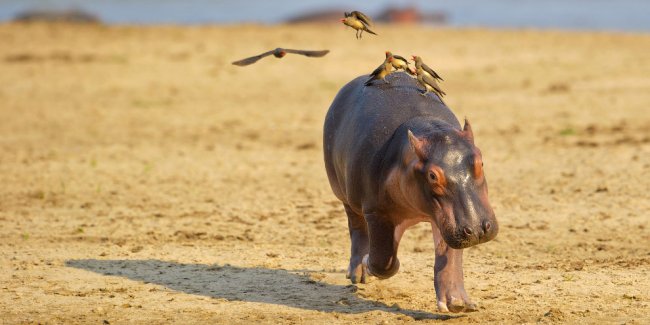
[323,72,498,313]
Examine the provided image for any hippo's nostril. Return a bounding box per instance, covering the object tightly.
[463,227,473,236]
[483,221,492,232]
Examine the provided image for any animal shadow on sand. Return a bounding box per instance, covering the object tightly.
[66,259,459,321]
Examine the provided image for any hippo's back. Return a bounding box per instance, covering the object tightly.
[323,72,460,205]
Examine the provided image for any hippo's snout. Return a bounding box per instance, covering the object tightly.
[465,219,498,241]
[446,217,499,249]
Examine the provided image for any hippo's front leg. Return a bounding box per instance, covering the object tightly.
[361,212,401,279]
[432,224,478,313]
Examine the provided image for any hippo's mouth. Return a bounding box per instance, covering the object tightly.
[443,233,480,249]
[442,223,498,249]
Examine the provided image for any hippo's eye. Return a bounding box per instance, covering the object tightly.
[428,172,437,182]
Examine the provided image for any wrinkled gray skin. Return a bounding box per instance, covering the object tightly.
[323,72,498,313]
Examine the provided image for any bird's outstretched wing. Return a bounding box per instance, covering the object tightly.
[423,74,446,96]
[284,49,330,57]
[422,63,444,81]
[351,11,373,26]
[231,50,275,66]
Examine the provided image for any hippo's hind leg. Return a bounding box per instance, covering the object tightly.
[431,224,478,313]
[344,204,369,284]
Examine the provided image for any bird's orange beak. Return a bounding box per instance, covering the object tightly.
[340,18,345,22]
[411,55,416,61]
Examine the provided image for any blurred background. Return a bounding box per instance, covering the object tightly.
[1,0,650,31]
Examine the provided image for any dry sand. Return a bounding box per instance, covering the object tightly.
[0,23,649,324]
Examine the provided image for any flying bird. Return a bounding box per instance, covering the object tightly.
[341,11,377,39]
[231,48,330,66]
[365,56,393,86]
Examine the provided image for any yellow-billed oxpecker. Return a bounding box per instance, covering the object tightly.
[411,55,444,82]
[412,55,446,100]
[232,48,330,66]
[385,51,414,76]
[365,56,394,86]
[341,11,377,39]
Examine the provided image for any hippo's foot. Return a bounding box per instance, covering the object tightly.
[434,272,478,313]
[346,255,368,284]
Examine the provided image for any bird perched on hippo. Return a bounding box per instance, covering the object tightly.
[364,51,416,85]
[365,55,394,86]
[365,52,445,101]
[412,55,446,100]
[385,51,414,76]
[323,72,498,313]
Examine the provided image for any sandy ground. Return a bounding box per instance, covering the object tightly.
[0,23,649,324]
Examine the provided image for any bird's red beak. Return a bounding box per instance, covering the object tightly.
[340,18,345,22]
[411,55,416,61]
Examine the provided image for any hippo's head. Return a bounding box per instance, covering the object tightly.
[407,120,498,249]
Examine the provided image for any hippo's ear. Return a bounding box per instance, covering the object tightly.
[407,130,427,161]
[463,118,474,144]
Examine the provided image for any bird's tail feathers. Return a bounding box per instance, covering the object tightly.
[365,28,377,35]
